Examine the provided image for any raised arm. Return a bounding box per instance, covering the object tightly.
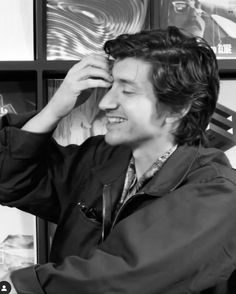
[22,54,113,133]
[0,54,112,221]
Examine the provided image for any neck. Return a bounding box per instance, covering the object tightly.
[132,138,175,180]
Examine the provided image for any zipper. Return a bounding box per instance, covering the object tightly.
[103,152,197,236]
[102,184,112,241]
[111,192,145,230]
[110,164,194,230]
[102,185,145,240]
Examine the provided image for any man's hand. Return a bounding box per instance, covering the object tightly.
[47,54,113,121]
[22,54,113,133]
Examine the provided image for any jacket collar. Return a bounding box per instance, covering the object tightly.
[92,143,199,197]
[142,144,199,196]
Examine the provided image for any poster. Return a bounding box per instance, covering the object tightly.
[46,0,150,60]
[0,207,37,281]
[159,0,236,59]
[0,0,34,61]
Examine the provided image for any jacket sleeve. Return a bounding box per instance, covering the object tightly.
[0,112,77,222]
[10,177,236,294]
[0,112,106,223]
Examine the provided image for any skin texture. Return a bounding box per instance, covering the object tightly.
[99,58,169,148]
[98,57,177,178]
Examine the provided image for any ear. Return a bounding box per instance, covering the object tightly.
[165,105,190,124]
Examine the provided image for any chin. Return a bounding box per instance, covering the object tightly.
[104,133,120,146]
[104,133,127,146]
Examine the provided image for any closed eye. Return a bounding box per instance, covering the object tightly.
[122,90,135,95]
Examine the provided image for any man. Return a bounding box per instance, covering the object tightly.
[161,0,236,57]
[1,26,236,293]
[166,0,206,37]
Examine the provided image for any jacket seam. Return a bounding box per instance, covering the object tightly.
[197,175,236,186]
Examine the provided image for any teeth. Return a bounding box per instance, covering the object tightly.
[108,117,127,123]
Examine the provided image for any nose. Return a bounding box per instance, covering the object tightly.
[98,87,119,111]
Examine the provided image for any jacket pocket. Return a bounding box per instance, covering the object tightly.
[50,203,102,261]
[77,201,102,225]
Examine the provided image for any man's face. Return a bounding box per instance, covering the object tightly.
[98,58,169,148]
[168,0,205,37]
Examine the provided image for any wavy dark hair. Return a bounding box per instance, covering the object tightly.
[104,26,219,146]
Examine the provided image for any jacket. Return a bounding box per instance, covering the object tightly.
[1,112,236,294]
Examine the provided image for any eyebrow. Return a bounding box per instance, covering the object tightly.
[117,78,139,87]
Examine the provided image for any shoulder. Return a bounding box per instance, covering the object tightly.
[187,145,236,186]
[53,135,130,167]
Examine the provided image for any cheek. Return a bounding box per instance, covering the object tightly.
[169,13,187,26]
[129,101,154,120]
[137,104,161,130]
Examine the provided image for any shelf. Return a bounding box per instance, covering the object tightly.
[0,60,76,72]
[218,60,236,74]
[0,77,37,113]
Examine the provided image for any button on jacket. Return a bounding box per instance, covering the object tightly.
[1,112,236,294]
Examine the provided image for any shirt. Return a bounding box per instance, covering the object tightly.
[120,145,178,205]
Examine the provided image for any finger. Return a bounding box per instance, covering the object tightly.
[81,54,109,66]
[78,78,112,91]
[72,55,110,72]
[78,66,113,83]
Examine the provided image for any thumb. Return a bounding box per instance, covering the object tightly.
[74,88,94,108]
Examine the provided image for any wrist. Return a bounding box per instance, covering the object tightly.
[21,106,61,133]
[42,103,63,124]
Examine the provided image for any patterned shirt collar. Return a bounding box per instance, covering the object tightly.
[120,145,178,204]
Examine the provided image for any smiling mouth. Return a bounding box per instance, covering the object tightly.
[107,116,128,124]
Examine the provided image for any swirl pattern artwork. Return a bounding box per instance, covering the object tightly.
[47,0,149,60]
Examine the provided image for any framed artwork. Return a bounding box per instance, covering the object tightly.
[156,0,236,60]
[0,207,37,281]
[0,0,34,61]
[46,0,151,60]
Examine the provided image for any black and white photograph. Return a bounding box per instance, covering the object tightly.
[1,1,236,294]
[159,0,236,59]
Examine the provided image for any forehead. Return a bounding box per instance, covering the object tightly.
[112,58,152,84]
